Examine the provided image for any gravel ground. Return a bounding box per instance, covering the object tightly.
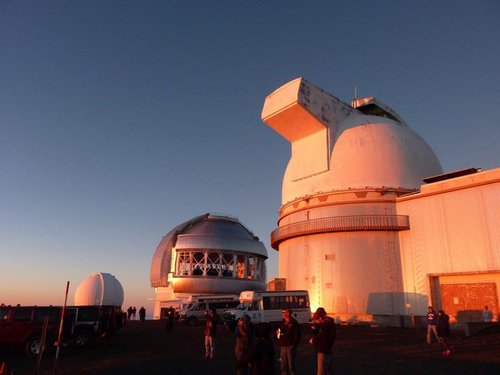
[1,320,499,374]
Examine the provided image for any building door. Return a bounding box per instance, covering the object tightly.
[440,282,498,322]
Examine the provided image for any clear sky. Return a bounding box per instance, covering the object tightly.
[1,1,499,315]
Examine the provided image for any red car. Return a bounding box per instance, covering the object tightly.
[0,305,75,357]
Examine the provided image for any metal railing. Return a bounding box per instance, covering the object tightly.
[271,215,410,249]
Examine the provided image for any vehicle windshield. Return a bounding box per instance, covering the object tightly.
[235,302,257,310]
[236,302,250,310]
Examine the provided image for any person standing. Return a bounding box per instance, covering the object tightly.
[235,315,253,375]
[437,309,451,356]
[278,308,301,375]
[127,306,132,320]
[139,306,146,322]
[482,305,493,322]
[132,306,137,320]
[166,306,175,331]
[426,306,439,344]
[309,307,336,375]
[249,322,275,375]
[204,309,219,360]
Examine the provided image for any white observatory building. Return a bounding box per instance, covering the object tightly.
[74,272,124,307]
[150,213,268,319]
[262,78,500,325]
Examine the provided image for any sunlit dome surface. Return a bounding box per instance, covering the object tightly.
[74,272,124,307]
[262,78,443,203]
[327,116,443,191]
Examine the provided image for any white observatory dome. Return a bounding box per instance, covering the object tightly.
[328,118,443,190]
[262,78,443,203]
[74,272,124,307]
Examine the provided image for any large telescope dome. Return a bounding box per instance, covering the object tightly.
[150,213,267,294]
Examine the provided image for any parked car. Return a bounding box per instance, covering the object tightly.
[178,295,239,326]
[0,305,75,357]
[69,305,126,346]
[0,305,126,357]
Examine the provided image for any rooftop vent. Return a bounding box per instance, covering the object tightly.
[423,168,481,184]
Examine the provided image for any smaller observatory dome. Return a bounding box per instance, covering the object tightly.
[74,272,124,307]
[150,213,268,295]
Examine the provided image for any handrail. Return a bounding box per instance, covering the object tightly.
[271,215,410,249]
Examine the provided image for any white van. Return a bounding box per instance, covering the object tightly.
[222,290,311,329]
[178,294,239,326]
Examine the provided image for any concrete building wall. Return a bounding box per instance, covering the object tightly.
[397,168,500,321]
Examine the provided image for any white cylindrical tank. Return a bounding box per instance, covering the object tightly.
[74,272,124,307]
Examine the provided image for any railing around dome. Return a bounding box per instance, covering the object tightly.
[271,215,410,249]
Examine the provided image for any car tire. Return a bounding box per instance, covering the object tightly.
[25,335,43,358]
[187,317,198,326]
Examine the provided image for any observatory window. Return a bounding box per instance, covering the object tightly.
[206,267,218,276]
[207,252,222,277]
[236,256,246,278]
[176,252,191,276]
[173,250,263,281]
[192,252,206,276]
[222,253,235,277]
[248,257,256,279]
[356,103,400,123]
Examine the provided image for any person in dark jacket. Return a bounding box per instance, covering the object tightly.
[165,306,175,331]
[426,306,438,343]
[309,307,336,375]
[139,306,146,322]
[248,322,275,375]
[437,309,451,356]
[278,308,300,375]
[235,315,253,375]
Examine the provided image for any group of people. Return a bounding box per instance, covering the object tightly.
[127,306,146,321]
[426,306,451,356]
[231,307,335,375]
[126,306,137,320]
[201,303,497,373]
[426,304,495,357]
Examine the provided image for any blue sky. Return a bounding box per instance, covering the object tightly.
[1,1,498,314]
